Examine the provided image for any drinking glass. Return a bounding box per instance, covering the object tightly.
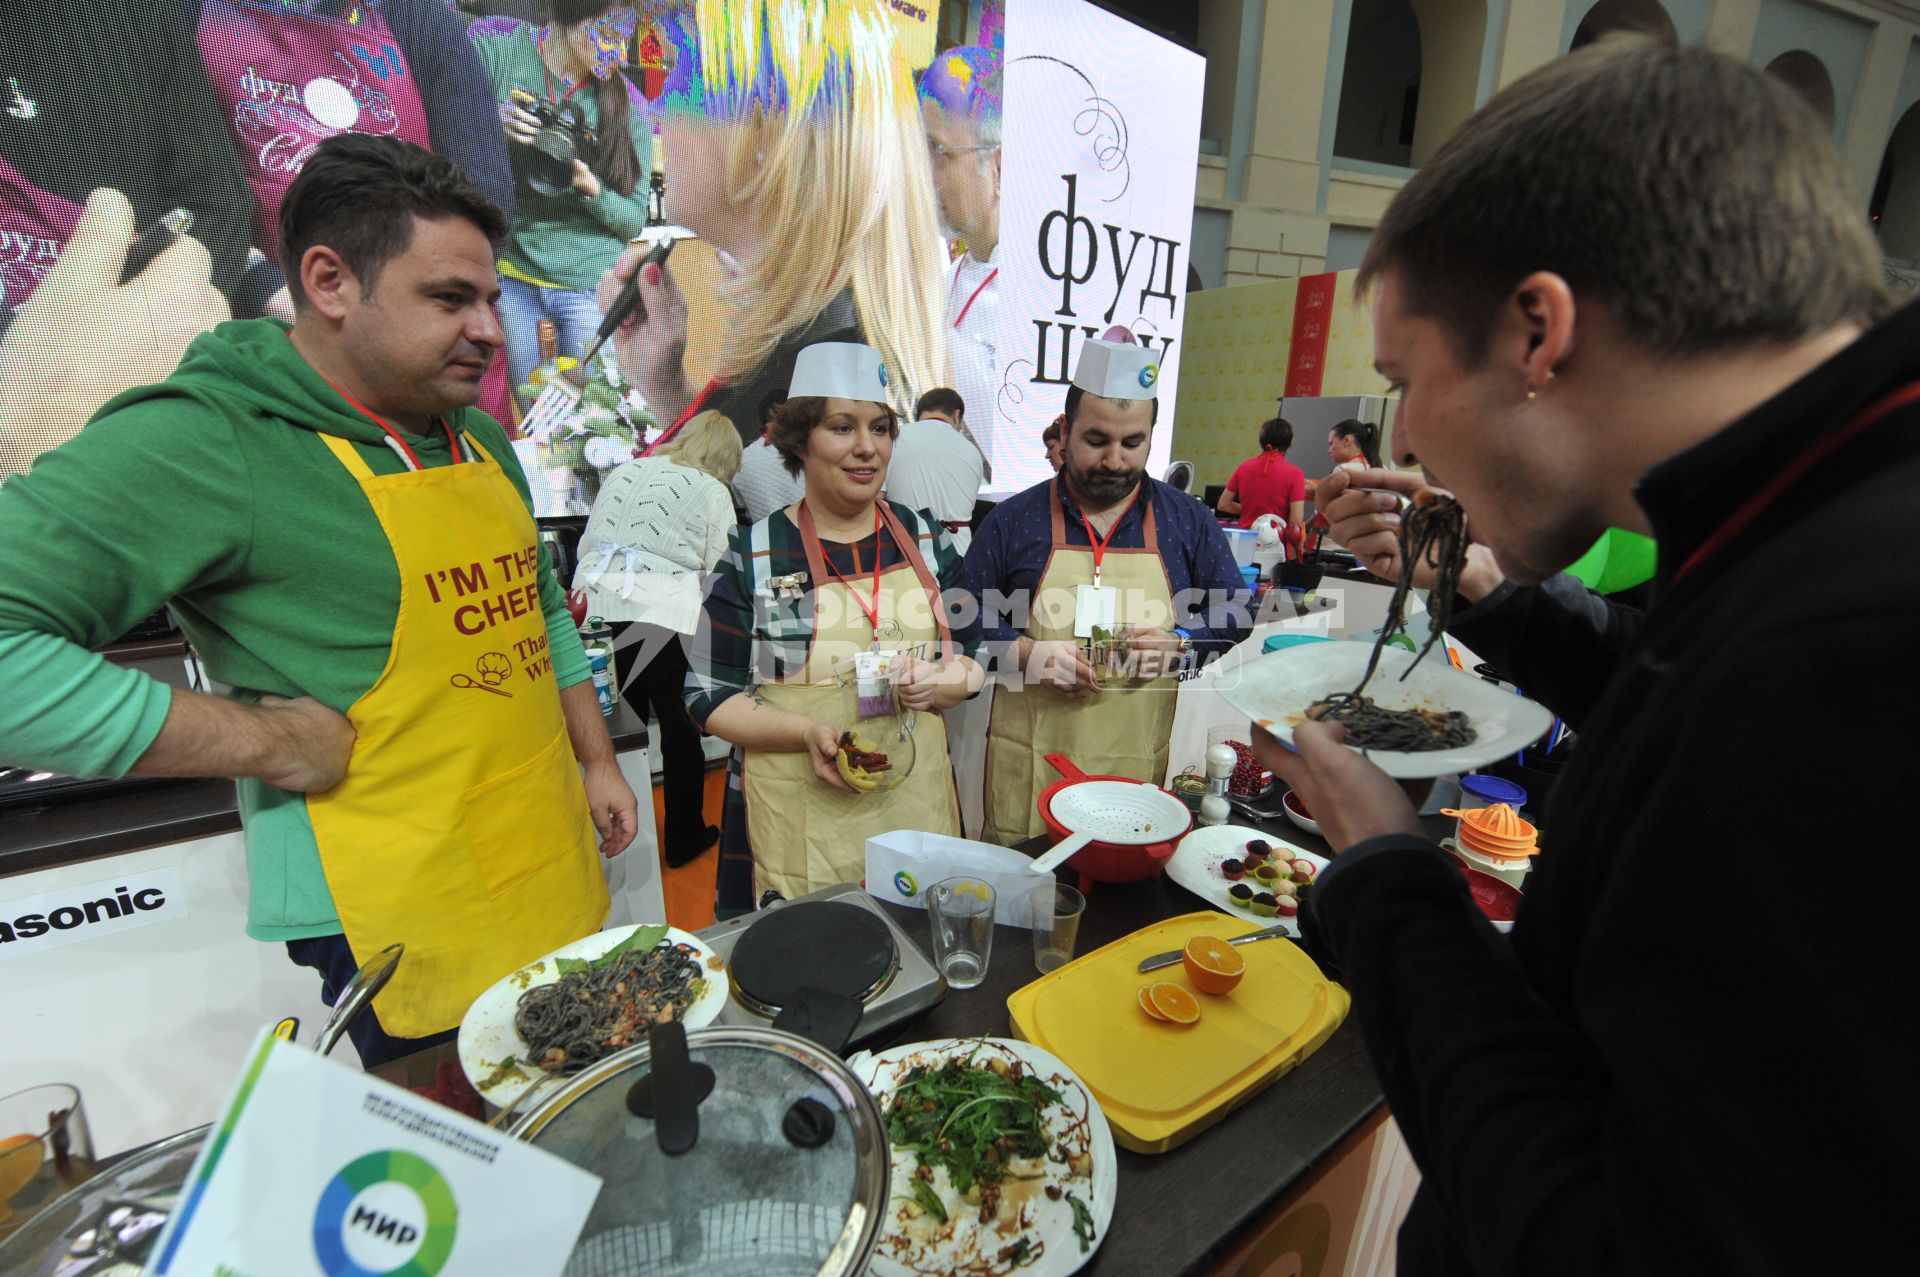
[1029,882,1086,974]
[0,1084,96,1242]
[925,876,996,989]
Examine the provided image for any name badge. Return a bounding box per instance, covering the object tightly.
[853,649,900,717]
[1073,583,1119,639]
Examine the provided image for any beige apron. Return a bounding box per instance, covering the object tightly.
[743,503,962,902]
[982,480,1177,846]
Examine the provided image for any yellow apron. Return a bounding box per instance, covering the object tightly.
[982,479,1177,846]
[743,503,962,902]
[307,425,608,1038]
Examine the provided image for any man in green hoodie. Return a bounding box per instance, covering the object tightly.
[0,135,636,1066]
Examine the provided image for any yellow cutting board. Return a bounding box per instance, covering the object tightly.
[1007,911,1350,1154]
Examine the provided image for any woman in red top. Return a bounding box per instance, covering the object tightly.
[1218,415,1307,529]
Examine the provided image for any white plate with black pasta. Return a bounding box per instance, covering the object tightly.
[457,923,729,1111]
[1218,642,1554,779]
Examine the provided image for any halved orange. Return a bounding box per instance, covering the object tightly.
[1181,935,1246,995]
[1136,985,1168,1021]
[1145,982,1201,1025]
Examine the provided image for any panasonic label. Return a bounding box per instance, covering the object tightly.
[0,867,187,956]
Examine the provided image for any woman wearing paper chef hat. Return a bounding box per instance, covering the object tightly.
[686,343,986,912]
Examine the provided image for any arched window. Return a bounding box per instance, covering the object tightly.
[1872,102,1920,266]
[1334,0,1424,167]
[1333,0,1486,168]
[1407,0,1487,166]
[1571,0,1677,50]
[1764,50,1837,127]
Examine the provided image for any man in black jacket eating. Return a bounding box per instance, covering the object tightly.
[1256,37,1918,1276]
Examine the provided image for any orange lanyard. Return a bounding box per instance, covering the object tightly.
[949,264,998,329]
[801,502,890,642]
[1076,486,1142,589]
[323,378,462,471]
[538,33,588,106]
[1672,376,1920,585]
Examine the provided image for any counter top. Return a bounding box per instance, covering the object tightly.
[0,701,651,878]
[864,831,1383,1277]
[371,812,1416,1277]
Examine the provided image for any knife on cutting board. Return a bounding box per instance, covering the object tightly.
[1136,922,1293,972]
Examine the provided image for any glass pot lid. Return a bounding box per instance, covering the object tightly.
[511,1024,888,1277]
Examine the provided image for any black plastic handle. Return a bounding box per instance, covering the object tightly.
[627,1020,715,1156]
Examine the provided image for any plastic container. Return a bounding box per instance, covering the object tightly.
[1447,838,1532,891]
[580,617,616,718]
[1441,804,1539,885]
[1262,632,1334,655]
[1458,773,1528,811]
[1221,526,1258,569]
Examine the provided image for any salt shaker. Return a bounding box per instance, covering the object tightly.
[1198,742,1236,827]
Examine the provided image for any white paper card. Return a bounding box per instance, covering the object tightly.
[147,1031,601,1277]
[866,829,1056,927]
[1072,583,1118,638]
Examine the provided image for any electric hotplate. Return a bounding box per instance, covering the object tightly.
[695,883,946,1052]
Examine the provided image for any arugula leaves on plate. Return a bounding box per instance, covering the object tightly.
[553,924,670,978]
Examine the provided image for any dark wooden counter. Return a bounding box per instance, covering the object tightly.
[861,830,1384,1277]
[0,701,650,877]
[373,811,1421,1277]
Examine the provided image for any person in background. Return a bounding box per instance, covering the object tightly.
[1,190,230,476]
[685,343,982,913]
[0,136,634,1065]
[919,47,1006,481]
[471,0,650,408]
[1041,414,1066,472]
[187,0,517,320]
[616,0,949,447]
[886,386,985,552]
[574,408,738,868]
[1254,39,1915,1273]
[1,0,251,395]
[1218,415,1306,530]
[1328,417,1382,471]
[964,339,1249,847]
[732,387,806,523]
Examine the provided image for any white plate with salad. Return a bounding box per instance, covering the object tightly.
[456,923,729,1110]
[846,1036,1117,1277]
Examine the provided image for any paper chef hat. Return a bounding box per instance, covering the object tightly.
[789,342,891,401]
[1071,338,1160,400]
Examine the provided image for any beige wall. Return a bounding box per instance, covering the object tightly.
[1188,0,1920,292]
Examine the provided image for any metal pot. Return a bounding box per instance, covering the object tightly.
[510,1022,890,1277]
[0,945,401,1275]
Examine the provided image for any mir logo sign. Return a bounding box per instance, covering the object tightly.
[313,1150,458,1277]
[0,867,186,956]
